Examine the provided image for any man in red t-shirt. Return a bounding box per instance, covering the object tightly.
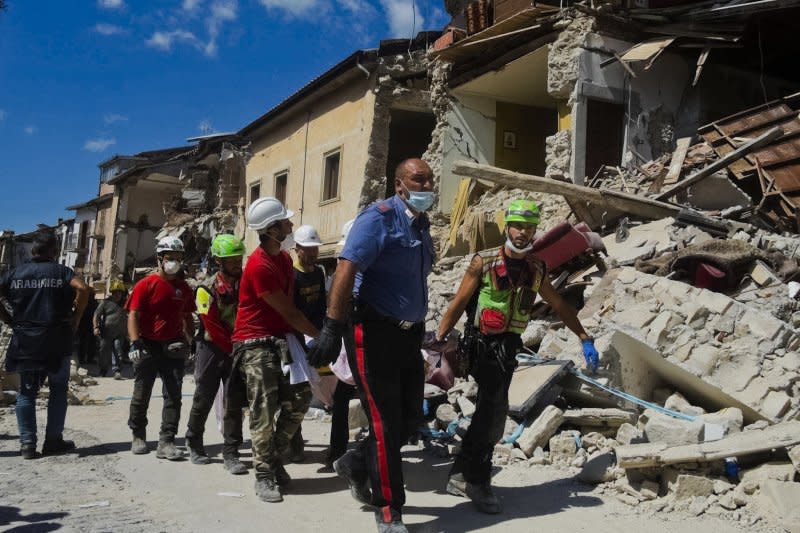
[126,236,195,461]
[232,197,319,503]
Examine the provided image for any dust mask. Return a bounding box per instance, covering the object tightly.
[505,229,533,254]
[401,183,434,212]
[163,259,182,275]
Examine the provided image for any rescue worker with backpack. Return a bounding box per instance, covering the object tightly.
[436,199,599,514]
[127,236,196,460]
[184,234,247,474]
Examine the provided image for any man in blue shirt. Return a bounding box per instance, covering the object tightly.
[308,158,435,533]
[0,231,90,459]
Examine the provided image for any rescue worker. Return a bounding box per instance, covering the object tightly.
[184,234,247,474]
[127,236,195,460]
[94,279,128,379]
[308,158,435,533]
[289,224,327,462]
[231,197,320,503]
[0,230,90,458]
[436,199,599,514]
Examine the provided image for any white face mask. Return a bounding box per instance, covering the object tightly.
[163,259,182,275]
[505,229,533,254]
[280,234,295,251]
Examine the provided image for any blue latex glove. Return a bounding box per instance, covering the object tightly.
[582,339,599,373]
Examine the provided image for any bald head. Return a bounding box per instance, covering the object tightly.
[394,158,434,200]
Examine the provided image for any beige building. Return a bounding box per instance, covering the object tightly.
[239,38,438,259]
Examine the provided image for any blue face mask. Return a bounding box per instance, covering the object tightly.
[401,183,434,212]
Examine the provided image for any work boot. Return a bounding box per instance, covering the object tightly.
[254,477,282,503]
[374,510,408,533]
[42,438,76,456]
[131,436,149,455]
[333,450,371,505]
[186,438,210,465]
[275,463,291,487]
[223,454,247,475]
[446,474,500,514]
[156,440,184,461]
[20,443,38,460]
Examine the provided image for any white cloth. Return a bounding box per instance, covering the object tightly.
[330,346,355,386]
[283,334,320,385]
[213,383,224,434]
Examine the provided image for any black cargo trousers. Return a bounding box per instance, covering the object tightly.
[185,340,245,456]
[344,312,424,524]
[450,332,522,484]
[128,338,186,442]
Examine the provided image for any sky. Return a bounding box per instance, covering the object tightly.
[0,0,447,233]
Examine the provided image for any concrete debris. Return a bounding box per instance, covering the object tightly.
[517,405,564,457]
[643,410,704,447]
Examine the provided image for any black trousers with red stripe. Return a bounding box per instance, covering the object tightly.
[345,318,424,522]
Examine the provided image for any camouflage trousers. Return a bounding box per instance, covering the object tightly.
[235,343,312,479]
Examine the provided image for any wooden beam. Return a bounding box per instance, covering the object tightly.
[656,127,784,201]
[615,421,800,469]
[452,161,681,220]
[562,408,638,427]
[660,137,692,189]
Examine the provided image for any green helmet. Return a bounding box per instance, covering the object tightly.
[210,234,245,258]
[504,199,540,225]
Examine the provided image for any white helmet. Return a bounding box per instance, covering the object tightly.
[156,236,184,254]
[247,197,294,232]
[337,219,355,246]
[294,225,323,247]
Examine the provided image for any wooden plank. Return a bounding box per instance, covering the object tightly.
[660,137,692,188]
[656,127,784,201]
[692,47,710,86]
[452,161,681,221]
[615,421,800,469]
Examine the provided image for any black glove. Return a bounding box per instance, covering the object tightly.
[307,317,346,368]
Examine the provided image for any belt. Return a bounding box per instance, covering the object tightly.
[232,336,274,350]
[358,303,421,331]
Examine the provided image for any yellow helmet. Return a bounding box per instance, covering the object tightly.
[109,280,126,293]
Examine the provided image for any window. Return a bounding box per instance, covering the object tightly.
[322,149,341,202]
[249,183,261,205]
[78,221,89,249]
[275,172,288,205]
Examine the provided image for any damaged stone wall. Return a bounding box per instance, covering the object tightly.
[539,267,800,423]
[543,11,596,183]
[422,59,454,197]
[359,50,432,210]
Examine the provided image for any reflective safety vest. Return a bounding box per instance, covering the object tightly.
[473,247,546,335]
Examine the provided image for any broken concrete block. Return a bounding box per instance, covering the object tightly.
[713,479,734,495]
[688,495,709,516]
[615,423,646,445]
[549,431,579,461]
[699,408,743,437]
[511,448,528,462]
[761,390,791,420]
[518,405,564,457]
[577,450,616,484]
[672,474,715,501]
[562,408,637,428]
[719,492,739,510]
[580,432,606,450]
[749,260,779,287]
[741,308,784,340]
[693,291,733,315]
[646,311,680,347]
[741,462,797,487]
[447,380,478,403]
[757,480,800,532]
[456,396,476,417]
[664,392,706,417]
[644,411,704,447]
[614,303,658,330]
[435,403,458,430]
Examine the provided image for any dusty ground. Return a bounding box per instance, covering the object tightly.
[0,373,777,533]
